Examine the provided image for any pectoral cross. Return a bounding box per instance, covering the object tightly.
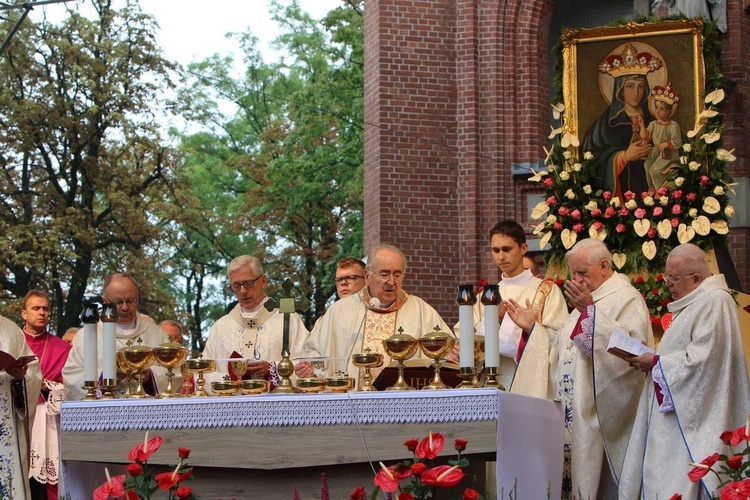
[264,279,310,392]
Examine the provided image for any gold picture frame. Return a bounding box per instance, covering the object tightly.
[561,19,705,196]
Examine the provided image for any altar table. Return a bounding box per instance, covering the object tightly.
[61,388,563,499]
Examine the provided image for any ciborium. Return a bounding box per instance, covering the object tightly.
[184,357,216,397]
[325,371,354,393]
[153,342,188,399]
[116,348,136,398]
[351,349,383,391]
[122,344,155,399]
[239,379,269,395]
[418,328,456,390]
[296,377,326,393]
[382,329,419,391]
[211,380,238,396]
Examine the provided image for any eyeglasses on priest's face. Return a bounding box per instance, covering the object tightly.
[368,270,405,283]
[103,297,138,308]
[663,272,696,286]
[229,275,265,292]
[334,274,364,285]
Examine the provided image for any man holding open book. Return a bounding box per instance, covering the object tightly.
[619,243,750,499]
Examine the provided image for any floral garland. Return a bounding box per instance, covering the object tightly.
[530,88,736,276]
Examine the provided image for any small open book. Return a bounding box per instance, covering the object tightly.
[0,350,36,373]
[607,329,654,361]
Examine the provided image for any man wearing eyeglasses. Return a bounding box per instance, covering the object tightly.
[201,255,309,391]
[620,243,750,499]
[513,238,653,499]
[301,244,450,386]
[334,257,366,299]
[63,273,175,400]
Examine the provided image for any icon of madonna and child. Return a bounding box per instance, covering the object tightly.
[581,42,687,202]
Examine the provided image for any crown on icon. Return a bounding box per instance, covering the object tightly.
[598,43,662,78]
[651,83,680,106]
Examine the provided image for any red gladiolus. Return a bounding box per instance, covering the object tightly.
[175,486,193,499]
[155,468,193,490]
[454,438,468,452]
[416,432,445,460]
[349,486,366,500]
[421,465,464,487]
[726,454,744,470]
[464,488,481,500]
[398,493,415,500]
[668,495,682,500]
[93,473,127,500]
[719,480,750,500]
[178,447,191,459]
[688,453,719,482]
[404,438,419,452]
[126,463,143,477]
[374,463,411,493]
[128,434,164,463]
[410,462,427,476]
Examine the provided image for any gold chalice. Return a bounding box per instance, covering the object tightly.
[116,349,136,398]
[229,359,249,394]
[122,345,155,398]
[185,357,216,397]
[211,380,239,396]
[351,349,383,391]
[473,336,486,387]
[418,329,456,390]
[296,377,326,393]
[153,342,189,399]
[239,379,269,395]
[382,331,419,390]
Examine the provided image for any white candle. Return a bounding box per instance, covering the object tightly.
[102,321,116,381]
[458,305,474,369]
[484,304,500,368]
[83,322,98,382]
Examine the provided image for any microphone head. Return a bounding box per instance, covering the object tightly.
[369,297,381,309]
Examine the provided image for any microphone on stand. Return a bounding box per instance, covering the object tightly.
[369,297,381,309]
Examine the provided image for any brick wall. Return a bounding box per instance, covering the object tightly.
[364,0,750,324]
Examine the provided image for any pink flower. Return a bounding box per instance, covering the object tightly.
[647,228,656,238]
[546,196,557,205]
[591,208,602,217]
[656,187,668,197]
[616,224,626,233]
[700,176,709,186]
[571,209,581,220]
[653,207,663,217]
[603,191,612,200]
[620,207,629,216]
[543,177,553,187]
[554,222,562,230]
[593,221,603,231]
[686,193,696,202]
[572,223,583,233]
[671,204,682,215]
[558,206,570,216]
[672,190,683,199]
[605,207,616,218]
[416,432,445,460]
[634,208,646,219]
[671,218,680,228]
[640,191,650,200]
[624,190,635,200]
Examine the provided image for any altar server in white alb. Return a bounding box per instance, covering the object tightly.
[301,244,451,387]
[63,273,175,399]
[0,314,42,500]
[619,243,750,500]
[201,255,310,391]
[471,220,568,395]
[544,238,653,500]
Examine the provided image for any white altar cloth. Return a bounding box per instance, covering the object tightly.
[61,388,563,499]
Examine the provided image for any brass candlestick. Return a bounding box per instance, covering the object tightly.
[418,328,456,390]
[82,380,98,401]
[153,342,189,399]
[382,329,419,390]
[352,349,383,391]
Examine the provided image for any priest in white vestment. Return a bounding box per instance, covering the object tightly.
[301,244,451,386]
[202,255,309,392]
[0,314,42,500]
[537,238,653,499]
[63,273,175,400]
[468,220,569,395]
[619,243,750,500]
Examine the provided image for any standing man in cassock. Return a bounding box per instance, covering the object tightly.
[0,313,42,500]
[201,255,310,391]
[22,290,71,500]
[63,273,174,399]
[619,243,750,500]
[545,238,653,499]
[472,220,569,395]
[301,244,450,387]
